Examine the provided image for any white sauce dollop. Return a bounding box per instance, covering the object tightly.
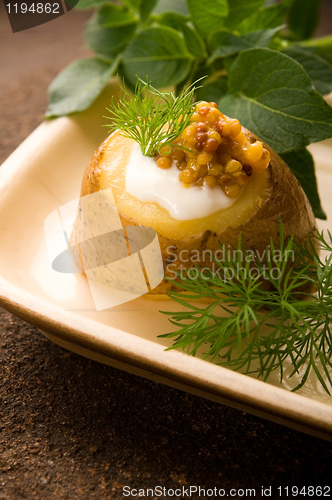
[125,142,236,221]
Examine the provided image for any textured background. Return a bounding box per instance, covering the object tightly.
[1,2,332,498]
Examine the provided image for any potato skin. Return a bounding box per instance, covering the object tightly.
[80,128,316,294]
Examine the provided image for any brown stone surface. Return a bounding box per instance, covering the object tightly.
[1,3,332,499]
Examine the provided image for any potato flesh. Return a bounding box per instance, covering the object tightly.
[97,131,269,241]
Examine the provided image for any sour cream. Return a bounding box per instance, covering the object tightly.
[125,142,237,221]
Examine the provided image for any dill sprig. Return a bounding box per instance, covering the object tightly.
[160,224,332,394]
[105,78,198,157]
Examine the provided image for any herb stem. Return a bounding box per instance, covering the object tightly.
[299,34,332,62]
[204,69,228,84]
[300,34,332,50]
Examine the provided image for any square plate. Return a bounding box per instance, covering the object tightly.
[1,81,332,441]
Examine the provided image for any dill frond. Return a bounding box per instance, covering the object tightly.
[105,77,201,157]
[160,223,332,394]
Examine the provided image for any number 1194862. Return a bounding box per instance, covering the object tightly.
[6,3,60,13]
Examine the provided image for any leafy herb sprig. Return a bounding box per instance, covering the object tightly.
[105,78,197,156]
[160,224,332,394]
[46,0,332,220]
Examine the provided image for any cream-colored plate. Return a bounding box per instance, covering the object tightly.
[1,81,332,441]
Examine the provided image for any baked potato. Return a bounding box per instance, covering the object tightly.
[76,101,316,295]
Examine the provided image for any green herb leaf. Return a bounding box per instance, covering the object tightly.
[122,26,193,88]
[282,46,332,96]
[288,0,321,41]
[153,0,189,15]
[75,0,108,10]
[225,0,265,30]
[140,0,158,23]
[281,148,326,220]
[85,5,138,59]
[187,0,228,38]
[45,57,119,118]
[89,3,138,27]
[122,0,141,10]
[237,0,291,33]
[157,12,207,59]
[219,48,332,153]
[208,26,282,64]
